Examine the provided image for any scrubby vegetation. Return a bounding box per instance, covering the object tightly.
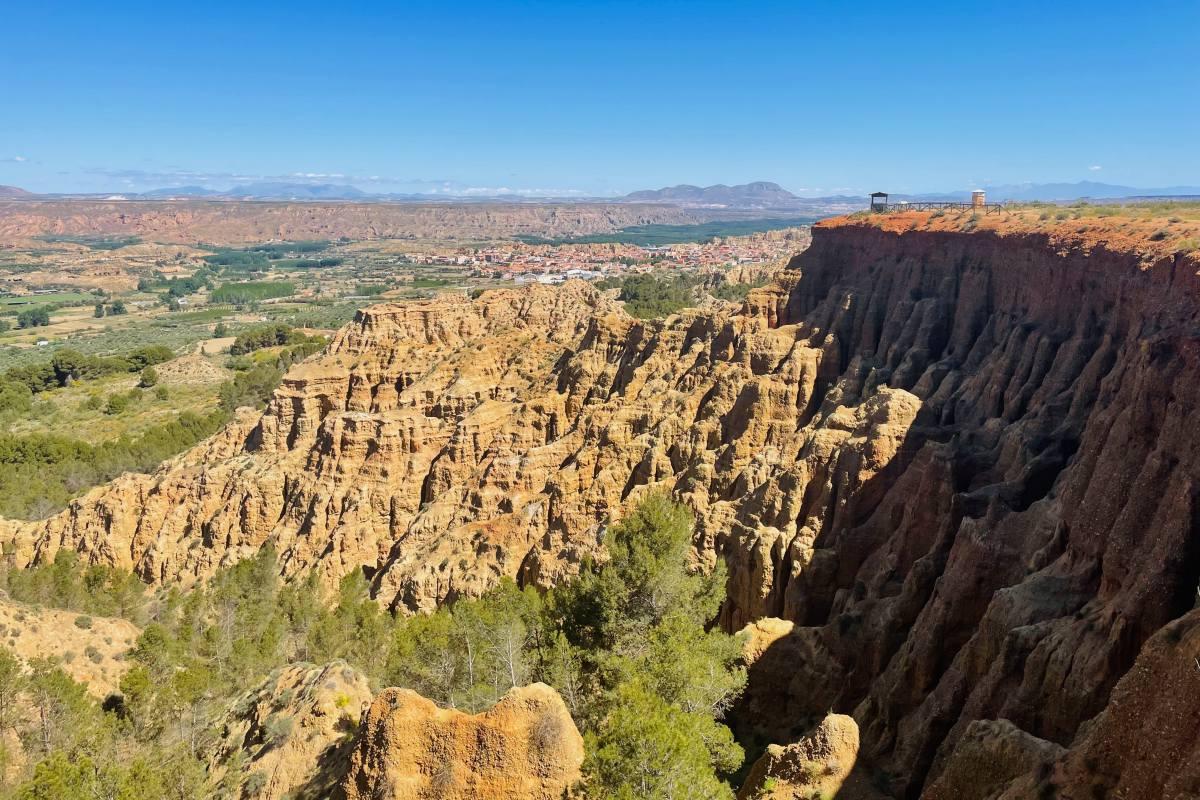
[0,329,325,519]
[1,346,174,396]
[0,410,227,519]
[228,323,316,355]
[0,495,747,799]
[218,337,325,412]
[37,234,143,250]
[599,272,765,319]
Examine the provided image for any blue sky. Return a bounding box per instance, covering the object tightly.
[2,0,1197,196]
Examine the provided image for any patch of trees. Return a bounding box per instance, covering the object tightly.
[92,300,128,318]
[201,250,271,270]
[218,338,325,412]
[599,273,767,317]
[1,551,148,622]
[228,323,313,355]
[201,241,334,272]
[39,234,142,250]
[245,240,330,256]
[605,274,698,319]
[209,281,295,305]
[16,307,50,328]
[0,346,174,397]
[137,274,208,296]
[275,257,343,269]
[0,646,205,798]
[0,410,227,520]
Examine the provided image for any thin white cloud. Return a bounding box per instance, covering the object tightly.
[1089,165,1102,171]
[77,167,598,198]
[2,156,27,163]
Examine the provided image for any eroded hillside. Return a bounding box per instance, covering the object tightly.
[0,199,700,244]
[3,211,1199,797]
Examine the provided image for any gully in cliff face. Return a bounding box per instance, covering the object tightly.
[3,210,1199,798]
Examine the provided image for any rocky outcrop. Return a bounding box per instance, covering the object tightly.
[0,200,700,245]
[5,214,1200,797]
[922,719,1064,800]
[991,608,1200,800]
[737,713,871,800]
[209,660,373,800]
[737,218,1200,798]
[341,683,583,800]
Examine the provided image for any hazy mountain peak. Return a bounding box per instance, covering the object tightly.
[622,181,799,208]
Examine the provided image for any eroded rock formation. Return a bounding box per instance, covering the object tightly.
[209,660,373,800]
[737,713,885,800]
[341,683,583,800]
[4,215,1200,797]
[0,272,918,621]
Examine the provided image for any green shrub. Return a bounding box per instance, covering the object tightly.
[263,713,294,746]
[74,615,93,630]
[103,393,132,416]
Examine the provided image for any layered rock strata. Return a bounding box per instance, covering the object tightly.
[341,683,583,800]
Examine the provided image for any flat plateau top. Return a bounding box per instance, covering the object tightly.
[820,202,1200,262]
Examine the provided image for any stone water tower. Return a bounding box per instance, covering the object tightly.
[972,190,986,209]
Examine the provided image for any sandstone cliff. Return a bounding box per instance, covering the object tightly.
[4,213,1199,796]
[341,682,583,800]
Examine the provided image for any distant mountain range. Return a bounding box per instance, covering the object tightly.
[2,180,1199,208]
[977,181,1200,202]
[621,182,803,208]
[142,182,368,200]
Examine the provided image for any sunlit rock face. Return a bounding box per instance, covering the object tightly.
[341,683,584,800]
[0,257,921,627]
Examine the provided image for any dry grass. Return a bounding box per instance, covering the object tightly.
[0,599,140,697]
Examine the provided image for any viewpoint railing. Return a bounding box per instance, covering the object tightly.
[871,201,1006,215]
